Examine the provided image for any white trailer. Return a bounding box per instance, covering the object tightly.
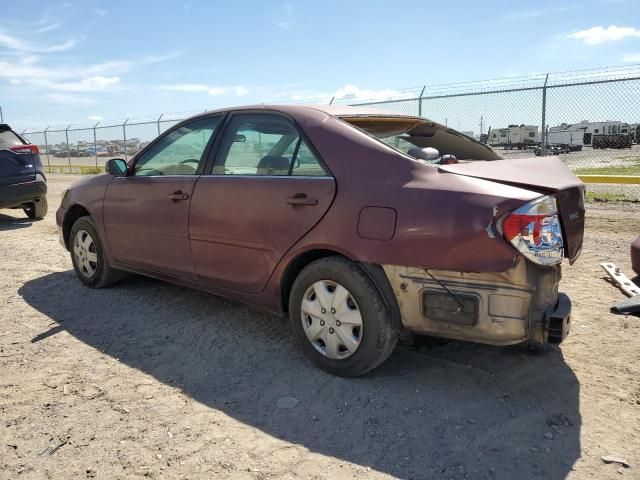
[547,124,584,147]
[550,121,631,145]
[488,125,539,148]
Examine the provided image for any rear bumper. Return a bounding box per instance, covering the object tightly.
[0,175,47,209]
[631,236,640,276]
[382,258,570,345]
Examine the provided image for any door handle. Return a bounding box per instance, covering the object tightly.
[286,194,318,206]
[168,190,190,201]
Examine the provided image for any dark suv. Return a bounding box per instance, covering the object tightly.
[0,124,48,219]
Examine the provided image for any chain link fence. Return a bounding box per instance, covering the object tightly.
[19,65,640,200]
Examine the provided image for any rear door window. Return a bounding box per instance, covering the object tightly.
[213,113,328,176]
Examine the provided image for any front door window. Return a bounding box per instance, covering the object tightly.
[134,117,221,176]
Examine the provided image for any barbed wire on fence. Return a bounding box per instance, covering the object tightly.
[15,64,640,200]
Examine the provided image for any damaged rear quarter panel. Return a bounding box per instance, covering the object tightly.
[281,110,541,273]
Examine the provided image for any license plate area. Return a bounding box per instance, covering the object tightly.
[422,289,479,326]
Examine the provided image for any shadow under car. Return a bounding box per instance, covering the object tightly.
[18,271,582,479]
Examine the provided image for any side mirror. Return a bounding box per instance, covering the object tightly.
[105,158,127,176]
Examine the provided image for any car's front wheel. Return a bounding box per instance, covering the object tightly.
[24,197,48,220]
[70,216,124,288]
[289,257,398,377]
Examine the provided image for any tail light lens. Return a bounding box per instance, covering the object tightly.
[10,144,40,155]
[499,195,564,265]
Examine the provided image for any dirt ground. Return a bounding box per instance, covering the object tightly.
[1,175,639,480]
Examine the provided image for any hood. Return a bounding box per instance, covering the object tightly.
[438,156,585,264]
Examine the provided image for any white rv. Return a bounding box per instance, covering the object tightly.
[488,125,539,148]
[549,121,631,145]
[547,124,585,146]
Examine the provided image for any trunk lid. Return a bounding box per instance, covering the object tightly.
[438,156,585,263]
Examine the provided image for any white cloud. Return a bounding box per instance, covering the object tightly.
[157,83,210,93]
[46,93,96,105]
[88,115,103,121]
[502,6,576,21]
[332,84,409,102]
[568,25,640,45]
[0,52,179,93]
[156,83,249,97]
[24,76,120,92]
[276,2,295,30]
[622,52,640,62]
[81,76,120,89]
[234,86,249,96]
[270,84,413,104]
[36,23,61,34]
[0,30,77,53]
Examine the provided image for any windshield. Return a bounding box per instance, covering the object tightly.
[340,115,501,162]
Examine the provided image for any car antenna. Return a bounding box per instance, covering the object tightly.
[424,269,465,313]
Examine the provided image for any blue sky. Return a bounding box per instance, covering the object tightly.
[2,0,640,129]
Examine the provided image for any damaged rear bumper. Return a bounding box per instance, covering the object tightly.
[382,259,570,345]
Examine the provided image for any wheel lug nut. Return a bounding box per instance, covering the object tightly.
[320,320,325,326]
[321,308,326,314]
[336,320,341,326]
[329,328,334,334]
[331,308,336,314]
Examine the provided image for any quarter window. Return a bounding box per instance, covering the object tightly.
[213,114,327,176]
[291,140,326,176]
[134,117,221,176]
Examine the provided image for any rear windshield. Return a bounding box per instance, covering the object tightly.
[341,116,500,161]
[0,128,24,150]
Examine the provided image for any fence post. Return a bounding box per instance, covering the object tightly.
[65,125,71,174]
[93,122,100,168]
[122,118,129,161]
[157,113,163,136]
[540,73,549,156]
[43,127,51,174]
[418,86,426,117]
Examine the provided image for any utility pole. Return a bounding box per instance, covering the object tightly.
[0,106,3,123]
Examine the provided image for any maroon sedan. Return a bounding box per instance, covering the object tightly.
[57,105,584,376]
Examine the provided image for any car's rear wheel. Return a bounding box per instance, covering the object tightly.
[70,216,124,288]
[289,257,398,377]
[24,197,48,220]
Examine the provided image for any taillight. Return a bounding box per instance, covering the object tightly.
[499,195,564,265]
[10,144,40,155]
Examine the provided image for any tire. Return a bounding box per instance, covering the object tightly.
[289,257,398,377]
[24,196,48,220]
[69,215,124,288]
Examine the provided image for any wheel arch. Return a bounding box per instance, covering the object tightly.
[62,204,91,250]
[280,250,402,331]
[280,249,346,313]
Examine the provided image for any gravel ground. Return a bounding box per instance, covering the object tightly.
[1,175,639,480]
